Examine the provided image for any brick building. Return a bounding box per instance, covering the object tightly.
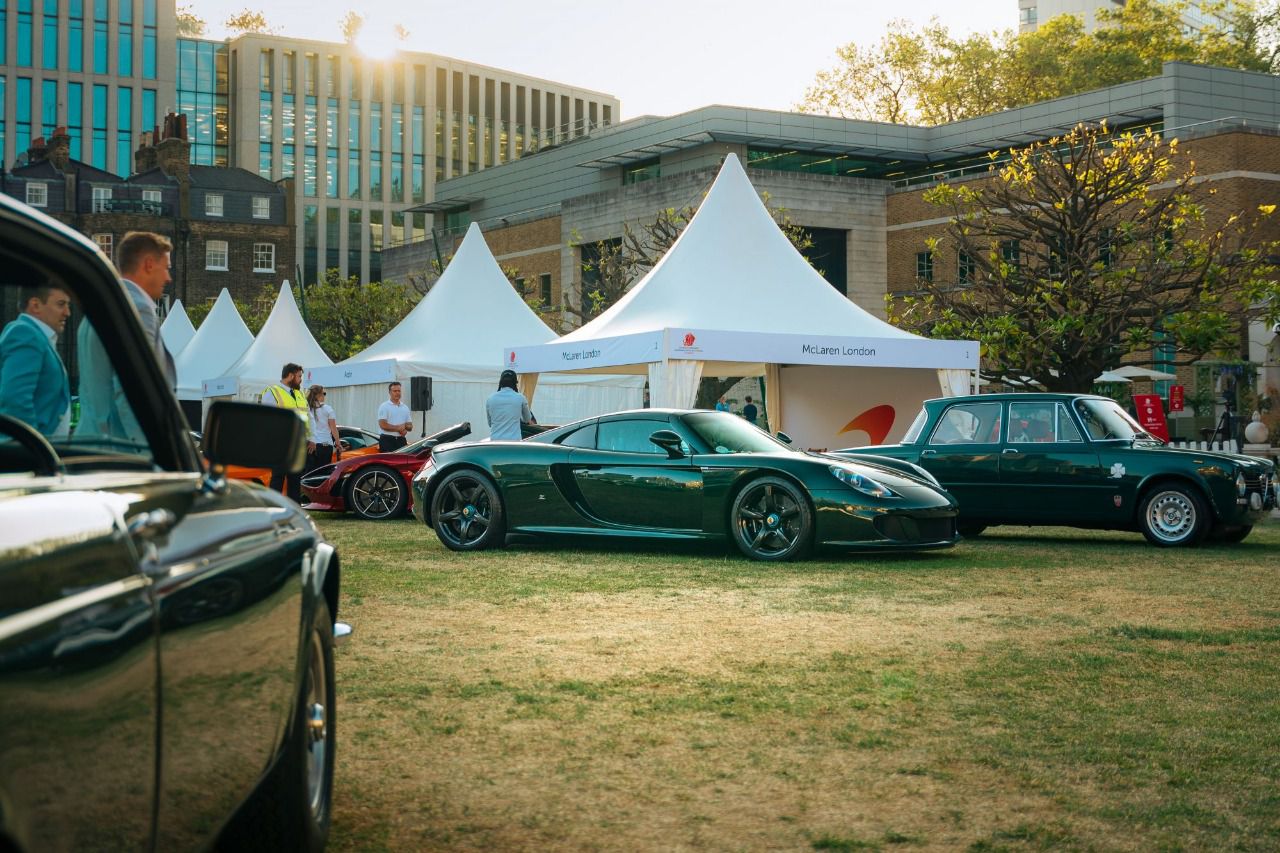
[0,114,294,311]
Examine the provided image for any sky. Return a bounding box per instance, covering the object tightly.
[192,0,1018,119]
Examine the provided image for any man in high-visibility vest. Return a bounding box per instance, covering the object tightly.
[260,361,307,501]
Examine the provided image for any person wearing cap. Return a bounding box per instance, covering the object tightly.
[485,369,534,441]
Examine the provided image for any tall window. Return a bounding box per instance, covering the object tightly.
[117,0,131,75]
[16,77,32,156]
[303,203,318,284]
[41,0,56,70]
[253,243,275,273]
[958,251,975,285]
[41,79,56,135]
[1000,240,1021,270]
[116,86,131,175]
[0,0,8,65]
[17,0,32,67]
[90,83,106,168]
[411,105,424,203]
[91,0,106,74]
[347,207,362,278]
[91,186,111,212]
[67,81,81,159]
[142,0,156,79]
[915,250,933,283]
[347,102,361,199]
[259,49,273,91]
[539,273,552,308]
[68,0,83,71]
[205,240,228,270]
[368,209,382,282]
[0,77,5,160]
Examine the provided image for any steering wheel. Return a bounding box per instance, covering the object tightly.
[0,414,62,476]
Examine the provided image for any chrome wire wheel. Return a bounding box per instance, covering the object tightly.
[731,477,812,561]
[348,467,405,519]
[432,471,505,551]
[304,626,330,820]
[1140,486,1207,547]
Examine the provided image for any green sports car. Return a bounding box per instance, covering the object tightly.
[410,408,960,560]
[838,393,1276,547]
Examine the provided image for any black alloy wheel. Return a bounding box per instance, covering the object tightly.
[730,476,813,561]
[431,470,506,551]
[346,465,408,520]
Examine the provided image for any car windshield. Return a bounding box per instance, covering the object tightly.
[682,411,790,454]
[1074,398,1152,441]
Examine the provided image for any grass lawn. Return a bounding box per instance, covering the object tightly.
[319,516,1280,852]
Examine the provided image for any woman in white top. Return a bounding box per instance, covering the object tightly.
[304,385,341,475]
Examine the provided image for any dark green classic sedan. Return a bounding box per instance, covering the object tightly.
[411,409,960,560]
[838,393,1276,547]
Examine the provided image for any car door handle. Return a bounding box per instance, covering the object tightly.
[920,449,936,457]
[1002,448,1022,455]
[126,508,177,541]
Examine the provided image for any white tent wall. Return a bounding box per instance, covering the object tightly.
[776,366,945,450]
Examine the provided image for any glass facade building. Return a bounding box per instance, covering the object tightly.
[176,37,227,165]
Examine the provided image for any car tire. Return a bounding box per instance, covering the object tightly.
[957,522,987,538]
[346,465,408,520]
[431,469,506,551]
[220,596,335,852]
[1139,484,1209,547]
[729,476,813,561]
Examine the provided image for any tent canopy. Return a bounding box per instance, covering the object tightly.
[509,153,976,380]
[160,299,196,357]
[174,289,253,401]
[1110,365,1178,381]
[203,281,331,399]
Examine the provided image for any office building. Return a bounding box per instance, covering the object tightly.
[1017,0,1235,33]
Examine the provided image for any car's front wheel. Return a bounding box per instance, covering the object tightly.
[346,465,408,520]
[432,469,506,551]
[730,476,813,561]
[221,596,335,851]
[1139,484,1209,547]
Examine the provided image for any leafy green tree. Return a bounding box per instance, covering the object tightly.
[338,11,363,43]
[888,122,1280,392]
[176,4,206,37]
[799,0,1266,125]
[223,9,279,35]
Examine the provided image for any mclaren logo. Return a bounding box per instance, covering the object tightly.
[838,405,896,445]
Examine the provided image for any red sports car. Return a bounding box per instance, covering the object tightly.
[301,422,471,520]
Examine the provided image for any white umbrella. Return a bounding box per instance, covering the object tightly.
[1108,365,1178,381]
[1093,370,1133,384]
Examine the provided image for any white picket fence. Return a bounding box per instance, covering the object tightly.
[1169,439,1239,453]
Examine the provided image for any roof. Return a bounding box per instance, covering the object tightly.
[214,281,332,386]
[174,288,254,399]
[160,299,197,357]
[127,168,178,186]
[188,165,284,193]
[10,157,122,183]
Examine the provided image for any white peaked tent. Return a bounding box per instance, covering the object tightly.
[174,289,254,402]
[160,299,196,357]
[203,281,332,404]
[508,153,979,450]
[308,223,643,436]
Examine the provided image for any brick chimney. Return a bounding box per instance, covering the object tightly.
[25,135,49,166]
[136,113,191,183]
[47,126,71,171]
[134,129,157,173]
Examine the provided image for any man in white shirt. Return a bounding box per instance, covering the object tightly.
[485,369,534,441]
[377,381,412,451]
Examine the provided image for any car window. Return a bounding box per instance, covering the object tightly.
[928,402,1002,445]
[683,411,784,454]
[559,422,597,449]
[1056,403,1084,442]
[1008,402,1055,443]
[1075,398,1147,440]
[596,419,667,455]
[0,280,157,473]
[901,407,928,444]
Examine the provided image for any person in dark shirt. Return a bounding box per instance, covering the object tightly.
[741,395,758,426]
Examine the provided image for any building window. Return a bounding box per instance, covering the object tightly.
[93,232,112,256]
[915,250,933,283]
[1019,5,1037,26]
[253,242,275,273]
[205,193,223,216]
[142,189,161,203]
[540,273,552,308]
[205,240,228,270]
[958,251,975,285]
[1000,240,1020,270]
[252,196,270,218]
[25,182,47,207]
[91,186,111,212]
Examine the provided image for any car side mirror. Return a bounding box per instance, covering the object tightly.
[649,429,686,459]
[203,401,308,473]
[775,431,794,445]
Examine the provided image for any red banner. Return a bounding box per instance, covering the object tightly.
[1133,394,1170,441]
[1169,385,1185,413]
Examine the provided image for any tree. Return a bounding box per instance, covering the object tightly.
[223,9,279,35]
[339,11,363,43]
[176,4,206,37]
[887,122,1280,392]
[799,0,1266,125]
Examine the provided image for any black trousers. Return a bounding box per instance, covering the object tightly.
[305,443,334,475]
[379,434,408,452]
[269,469,302,503]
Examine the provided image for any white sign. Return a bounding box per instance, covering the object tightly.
[304,358,398,388]
[201,376,238,397]
[507,331,663,374]
[665,328,977,370]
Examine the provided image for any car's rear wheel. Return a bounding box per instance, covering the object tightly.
[346,465,407,520]
[730,476,813,561]
[221,596,334,852]
[432,470,506,551]
[1139,484,1209,547]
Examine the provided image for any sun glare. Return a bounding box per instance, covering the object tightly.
[355,24,401,60]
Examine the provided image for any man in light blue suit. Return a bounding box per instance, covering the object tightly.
[0,284,72,436]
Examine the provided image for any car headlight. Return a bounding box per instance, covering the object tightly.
[1236,471,1248,496]
[829,465,895,498]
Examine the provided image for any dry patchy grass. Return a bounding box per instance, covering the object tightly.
[319,518,1280,851]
